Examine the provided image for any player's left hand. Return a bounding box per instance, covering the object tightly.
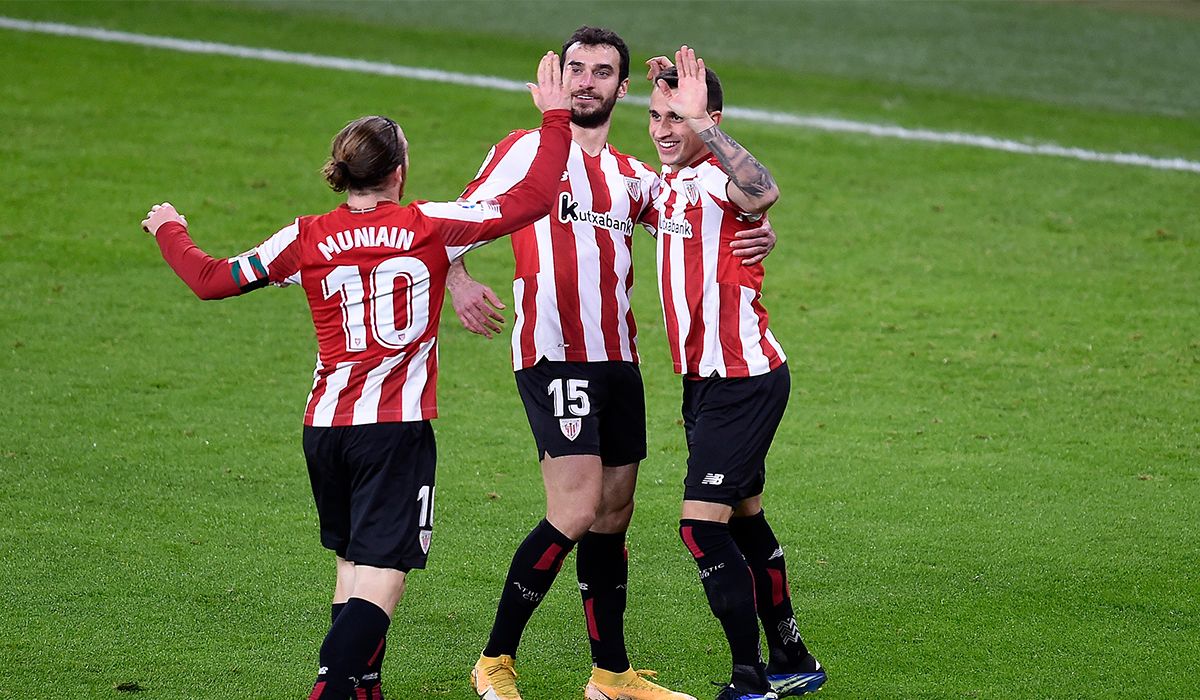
[731,215,776,265]
[141,202,187,235]
[528,51,571,113]
[654,45,712,128]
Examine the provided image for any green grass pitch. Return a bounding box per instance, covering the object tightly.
[0,1,1196,698]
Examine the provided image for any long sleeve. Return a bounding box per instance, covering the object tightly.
[154,222,243,300]
[419,108,572,252]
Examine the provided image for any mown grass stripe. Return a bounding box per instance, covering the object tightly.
[2,14,1197,175]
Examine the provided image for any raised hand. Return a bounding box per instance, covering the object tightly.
[528,51,572,113]
[141,202,187,235]
[654,45,711,124]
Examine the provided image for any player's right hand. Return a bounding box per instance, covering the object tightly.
[448,276,507,339]
[141,202,187,235]
[528,51,571,113]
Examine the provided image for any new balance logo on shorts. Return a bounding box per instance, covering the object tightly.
[700,472,725,485]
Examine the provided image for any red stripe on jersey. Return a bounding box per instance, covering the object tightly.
[517,275,539,367]
[587,153,623,357]
[718,281,745,375]
[680,526,705,558]
[533,542,564,571]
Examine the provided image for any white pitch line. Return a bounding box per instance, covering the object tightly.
[2,15,1197,175]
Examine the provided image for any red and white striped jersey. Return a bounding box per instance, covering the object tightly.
[460,130,660,370]
[644,153,787,378]
[154,110,572,426]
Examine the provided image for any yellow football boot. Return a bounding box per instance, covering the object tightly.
[584,667,698,700]
[471,653,523,700]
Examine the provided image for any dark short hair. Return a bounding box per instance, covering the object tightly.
[561,26,630,83]
[656,66,724,113]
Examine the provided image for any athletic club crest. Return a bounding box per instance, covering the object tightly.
[684,181,701,205]
[419,529,432,554]
[624,177,642,202]
[559,418,582,441]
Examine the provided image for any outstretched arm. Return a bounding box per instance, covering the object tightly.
[656,46,780,214]
[427,51,573,247]
[142,203,244,300]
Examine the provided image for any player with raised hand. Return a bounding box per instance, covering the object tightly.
[452,26,711,700]
[140,51,571,700]
[643,46,826,700]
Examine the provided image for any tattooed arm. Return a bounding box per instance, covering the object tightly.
[656,45,780,214]
[697,124,779,214]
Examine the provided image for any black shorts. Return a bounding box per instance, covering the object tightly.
[514,359,647,466]
[681,364,790,506]
[302,422,436,572]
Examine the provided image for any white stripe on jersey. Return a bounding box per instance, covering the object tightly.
[695,183,725,377]
[470,132,541,200]
[738,285,773,373]
[254,219,301,269]
[352,352,406,424]
[401,338,436,418]
[312,362,353,427]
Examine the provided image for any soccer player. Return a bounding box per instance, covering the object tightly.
[450,26,773,700]
[138,52,572,700]
[643,48,826,700]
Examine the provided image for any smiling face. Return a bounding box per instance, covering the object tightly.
[649,88,715,168]
[562,41,628,129]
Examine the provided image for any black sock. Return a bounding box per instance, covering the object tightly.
[730,510,813,670]
[680,519,766,686]
[331,602,347,625]
[309,597,390,700]
[483,519,576,658]
[577,531,630,672]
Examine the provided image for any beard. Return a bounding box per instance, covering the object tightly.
[570,91,619,129]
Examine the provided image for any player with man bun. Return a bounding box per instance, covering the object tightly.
[140,52,572,700]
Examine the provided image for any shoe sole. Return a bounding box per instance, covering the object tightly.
[584,683,698,700]
[770,674,826,697]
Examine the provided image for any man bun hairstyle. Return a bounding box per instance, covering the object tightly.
[657,66,724,113]
[562,25,630,83]
[322,116,406,193]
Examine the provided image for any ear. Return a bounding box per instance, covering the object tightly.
[617,77,630,99]
[710,110,723,127]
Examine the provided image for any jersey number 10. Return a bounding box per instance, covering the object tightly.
[322,257,432,353]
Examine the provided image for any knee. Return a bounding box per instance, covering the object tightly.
[548,502,602,540]
[593,495,634,532]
